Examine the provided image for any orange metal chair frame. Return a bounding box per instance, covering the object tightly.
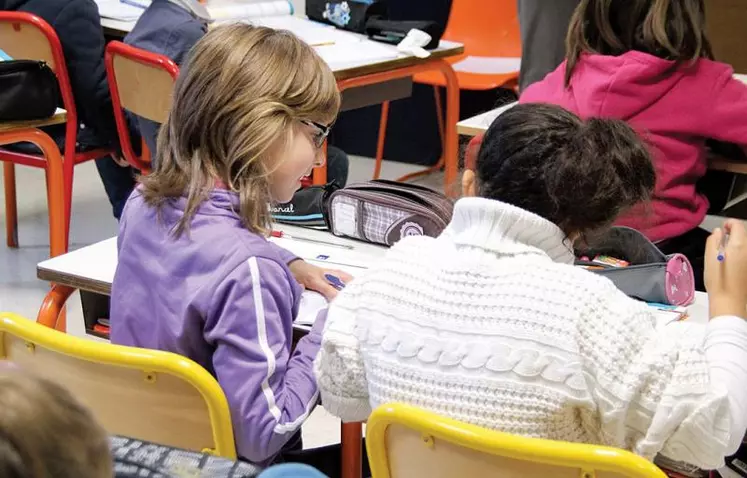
[105,41,180,172]
[0,12,113,249]
[371,1,521,188]
[0,128,65,259]
[313,58,460,194]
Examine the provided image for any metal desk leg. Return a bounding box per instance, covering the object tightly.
[341,421,363,478]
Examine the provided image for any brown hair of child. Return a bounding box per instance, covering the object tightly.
[0,368,112,478]
[474,103,656,238]
[565,0,714,86]
[141,23,340,236]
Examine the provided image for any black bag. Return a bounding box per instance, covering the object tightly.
[365,17,442,49]
[271,182,340,228]
[307,0,388,33]
[0,60,59,121]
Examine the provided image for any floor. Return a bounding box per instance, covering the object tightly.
[0,154,442,449]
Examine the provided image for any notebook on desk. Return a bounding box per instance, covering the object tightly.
[95,0,294,22]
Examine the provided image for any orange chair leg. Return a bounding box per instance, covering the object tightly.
[0,128,66,256]
[373,101,390,180]
[36,283,74,331]
[3,162,18,248]
[62,149,74,243]
[441,61,460,192]
[433,86,445,152]
[341,422,363,478]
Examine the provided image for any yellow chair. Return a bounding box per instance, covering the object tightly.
[366,403,667,478]
[0,312,236,458]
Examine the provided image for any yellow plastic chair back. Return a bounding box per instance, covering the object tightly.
[0,313,236,458]
[366,403,667,478]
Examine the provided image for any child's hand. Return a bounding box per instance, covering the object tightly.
[705,219,747,319]
[288,260,353,300]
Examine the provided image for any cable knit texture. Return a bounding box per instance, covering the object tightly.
[314,197,736,469]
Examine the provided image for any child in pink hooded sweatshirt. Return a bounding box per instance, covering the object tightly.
[517,0,747,289]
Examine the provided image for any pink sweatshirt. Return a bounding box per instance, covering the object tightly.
[520,51,747,242]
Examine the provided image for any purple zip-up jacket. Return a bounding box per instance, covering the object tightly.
[110,188,324,464]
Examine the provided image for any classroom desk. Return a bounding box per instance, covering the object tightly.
[99,15,464,192]
[0,109,67,258]
[37,223,387,478]
[458,73,747,139]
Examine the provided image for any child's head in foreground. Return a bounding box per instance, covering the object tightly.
[564,0,712,85]
[0,368,111,478]
[142,23,341,235]
[463,103,656,240]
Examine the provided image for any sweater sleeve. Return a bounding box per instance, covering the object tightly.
[704,68,747,148]
[314,289,372,422]
[577,286,747,469]
[205,257,319,464]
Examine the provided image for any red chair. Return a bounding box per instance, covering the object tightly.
[105,41,180,173]
[0,12,114,250]
[373,0,521,180]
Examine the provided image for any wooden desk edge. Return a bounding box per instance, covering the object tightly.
[709,157,747,174]
[37,267,112,296]
[456,123,484,138]
[333,44,464,81]
[0,111,67,133]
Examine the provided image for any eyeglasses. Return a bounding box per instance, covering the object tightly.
[302,120,331,148]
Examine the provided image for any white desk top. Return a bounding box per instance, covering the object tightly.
[457,73,747,138]
[101,14,463,76]
[37,224,387,294]
[456,102,516,137]
[38,224,711,330]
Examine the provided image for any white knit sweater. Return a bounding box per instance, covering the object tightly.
[314,197,747,469]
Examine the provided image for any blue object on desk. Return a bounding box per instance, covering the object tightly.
[119,0,147,9]
[324,274,346,291]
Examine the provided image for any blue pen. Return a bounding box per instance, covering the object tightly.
[120,0,147,9]
[717,233,730,262]
[324,274,346,291]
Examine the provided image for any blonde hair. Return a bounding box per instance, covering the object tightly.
[0,368,112,478]
[565,0,713,86]
[141,23,341,236]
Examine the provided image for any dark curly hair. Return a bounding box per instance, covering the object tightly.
[476,103,656,237]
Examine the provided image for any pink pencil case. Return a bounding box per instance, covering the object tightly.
[575,227,695,306]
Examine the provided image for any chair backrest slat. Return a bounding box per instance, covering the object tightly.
[367,404,667,478]
[0,314,236,458]
[112,54,176,123]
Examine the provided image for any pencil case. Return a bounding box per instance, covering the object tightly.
[575,226,695,306]
[271,182,340,228]
[307,0,387,33]
[326,179,453,246]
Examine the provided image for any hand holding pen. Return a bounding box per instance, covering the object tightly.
[705,219,747,320]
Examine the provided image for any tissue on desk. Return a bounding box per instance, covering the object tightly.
[397,29,432,58]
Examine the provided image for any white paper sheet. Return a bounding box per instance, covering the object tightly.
[208,1,292,21]
[314,41,399,70]
[95,0,144,20]
[250,16,351,46]
[453,56,521,75]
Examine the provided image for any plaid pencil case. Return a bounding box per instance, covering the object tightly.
[575,226,695,306]
[326,180,453,246]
